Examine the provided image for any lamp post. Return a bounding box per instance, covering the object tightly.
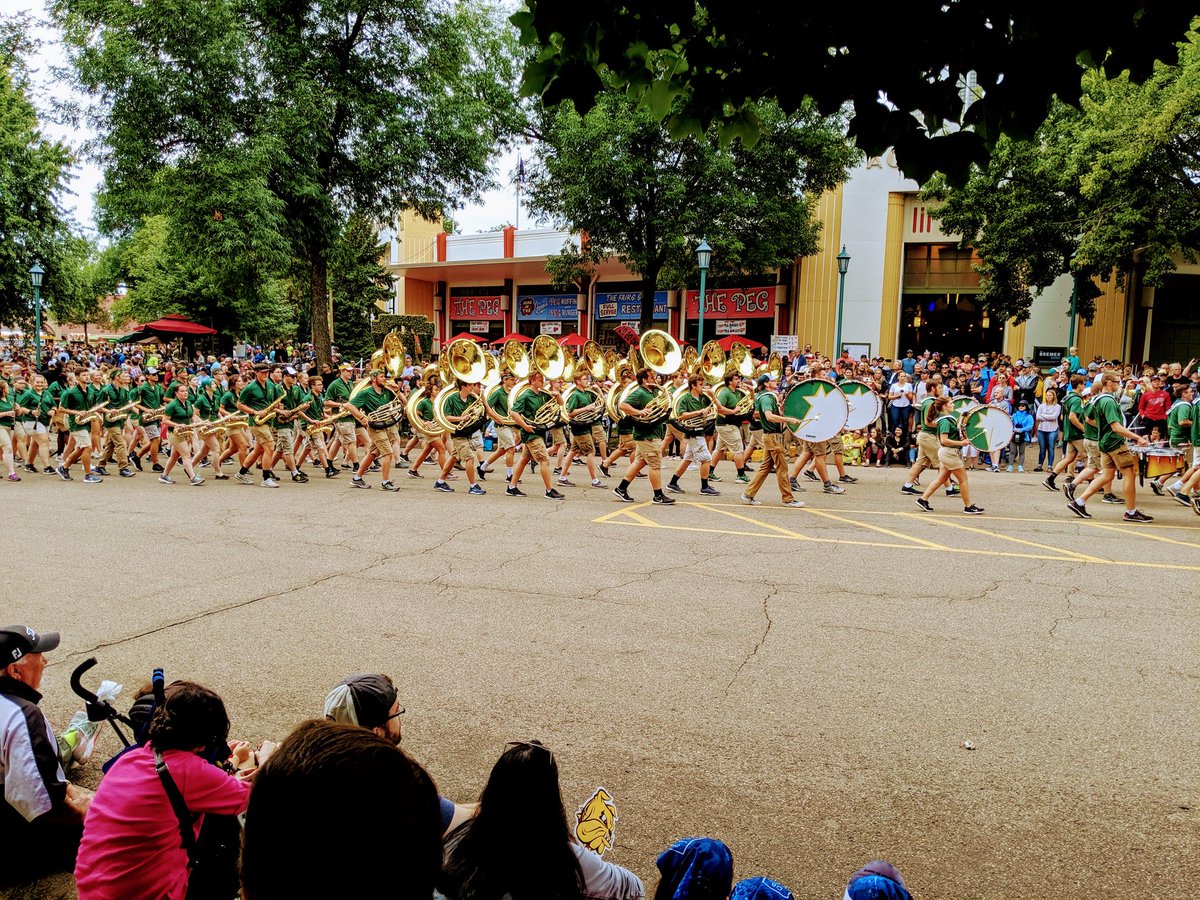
[30,262,44,369]
[834,245,850,357]
[695,238,712,348]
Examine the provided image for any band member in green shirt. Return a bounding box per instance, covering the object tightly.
[740,372,803,507]
[666,375,719,496]
[217,374,253,478]
[15,374,54,474]
[133,367,166,472]
[916,395,983,514]
[237,363,284,487]
[0,380,18,481]
[558,371,605,489]
[710,372,751,483]
[1064,388,1100,503]
[612,368,673,504]
[407,375,446,479]
[1153,383,1194,498]
[1068,371,1152,522]
[1044,374,1086,491]
[1177,387,1200,511]
[507,372,564,500]
[296,375,339,478]
[57,376,101,483]
[600,370,635,479]
[190,376,227,479]
[159,382,203,485]
[98,368,136,477]
[346,370,400,491]
[325,361,362,470]
[478,372,518,484]
[269,368,308,483]
[434,381,485,495]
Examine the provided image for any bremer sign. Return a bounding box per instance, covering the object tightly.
[684,286,775,319]
[449,296,503,320]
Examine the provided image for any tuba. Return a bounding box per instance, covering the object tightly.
[762,352,783,380]
[561,384,606,425]
[617,378,673,425]
[501,340,530,378]
[582,340,607,381]
[681,344,698,376]
[670,384,716,432]
[433,384,487,433]
[529,334,566,380]
[405,385,446,439]
[697,340,727,385]
[729,341,756,379]
[442,338,488,384]
[484,379,515,426]
[638,329,681,376]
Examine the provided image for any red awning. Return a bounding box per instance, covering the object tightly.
[446,332,487,343]
[557,334,587,347]
[716,335,765,351]
[491,332,532,344]
[140,314,217,335]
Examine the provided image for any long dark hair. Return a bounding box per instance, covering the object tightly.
[147,681,230,757]
[440,740,584,900]
[926,395,951,427]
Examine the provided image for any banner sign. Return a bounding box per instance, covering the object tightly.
[450,295,503,320]
[715,319,747,336]
[517,293,577,321]
[539,321,562,335]
[469,320,490,334]
[595,291,668,321]
[1034,346,1065,368]
[771,334,799,354]
[685,286,776,319]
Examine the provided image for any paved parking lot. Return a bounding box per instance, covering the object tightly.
[5,462,1198,898]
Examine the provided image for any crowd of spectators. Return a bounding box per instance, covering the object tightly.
[1,629,914,899]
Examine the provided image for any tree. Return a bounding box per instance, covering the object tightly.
[55,0,525,366]
[524,91,858,329]
[0,16,77,330]
[512,2,1197,185]
[927,32,1200,324]
[330,213,393,361]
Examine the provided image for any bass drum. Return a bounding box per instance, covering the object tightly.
[962,405,1014,453]
[951,395,980,416]
[838,380,882,430]
[782,380,849,442]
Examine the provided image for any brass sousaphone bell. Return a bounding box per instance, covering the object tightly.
[432,338,489,432]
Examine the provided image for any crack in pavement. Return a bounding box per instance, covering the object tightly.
[725,584,777,692]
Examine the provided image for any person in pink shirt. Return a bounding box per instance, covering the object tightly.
[74,682,254,900]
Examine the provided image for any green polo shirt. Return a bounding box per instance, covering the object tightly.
[1167,399,1191,446]
[61,385,89,431]
[487,385,509,417]
[1082,397,1098,442]
[624,385,664,441]
[1093,392,1125,453]
[194,390,222,421]
[163,397,195,426]
[136,382,166,422]
[936,414,958,444]
[919,397,938,434]
[754,391,782,435]
[101,384,133,427]
[0,393,13,425]
[511,387,551,432]
[716,385,743,427]
[416,396,434,424]
[674,390,709,436]
[442,390,477,437]
[1191,397,1200,445]
[308,391,326,419]
[565,387,596,436]
[325,376,355,420]
[1061,392,1083,442]
[350,385,395,416]
[16,388,49,425]
[239,379,282,426]
[220,390,240,415]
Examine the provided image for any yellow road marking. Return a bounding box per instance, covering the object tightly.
[689,502,815,540]
[592,501,654,524]
[802,507,951,551]
[1078,519,1200,549]
[624,510,662,527]
[896,513,1107,562]
[597,518,930,550]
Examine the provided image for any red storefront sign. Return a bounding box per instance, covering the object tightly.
[684,286,775,318]
[449,295,503,320]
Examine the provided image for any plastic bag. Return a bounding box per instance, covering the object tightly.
[58,679,123,765]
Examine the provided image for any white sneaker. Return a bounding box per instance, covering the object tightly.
[263,477,279,488]
[740,493,761,506]
[782,499,806,507]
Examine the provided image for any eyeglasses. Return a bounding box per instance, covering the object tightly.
[385,706,405,721]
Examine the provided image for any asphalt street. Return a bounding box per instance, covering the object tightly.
[4,459,1198,899]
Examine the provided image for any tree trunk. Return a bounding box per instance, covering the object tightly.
[310,253,333,369]
[639,271,658,334]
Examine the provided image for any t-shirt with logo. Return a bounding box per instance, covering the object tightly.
[674,390,709,436]
[919,397,938,434]
[1166,399,1191,446]
[624,385,664,442]
[716,386,745,427]
[1093,393,1126,453]
[442,390,478,437]
[754,391,782,435]
[565,387,597,436]
[1061,392,1084,441]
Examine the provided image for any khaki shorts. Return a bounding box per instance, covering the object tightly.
[523,435,550,465]
[548,426,566,447]
[368,426,397,459]
[250,424,274,447]
[168,429,192,450]
[716,424,744,456]
[916,431,940,468]
[495,425,516,450]
[1099,445,1137,472]
[18,421,47,437]
[451,435,475,466]
[570,432,595,455]
[938,446,965,471]
[1193,446,1200,468]
[71,428,93,450]
[1083,438,1101,470]
[634,439,661,469]
[590,423,606,447]
[225,424,249,441]
[12,421,26,440]
[336,420,357,445]
[1067,438,1085,459]
[822,438,842,456]
[272,426,295,449]
[617,432,634,450]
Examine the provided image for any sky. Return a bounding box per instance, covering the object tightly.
[4,0,534,237]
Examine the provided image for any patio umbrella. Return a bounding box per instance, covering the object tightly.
[446,332,487,343]
[141,314,217,335]
[491,332,531,344]
[716,335,765,351]
[557,333,588,348]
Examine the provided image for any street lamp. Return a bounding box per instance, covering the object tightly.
[30,262,44,368]
[695,238,712,349]
[833,245,850,357]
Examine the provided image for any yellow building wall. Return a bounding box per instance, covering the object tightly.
[1075,277,1128,362]
[1004,320,1026,359]
[399,210,442,265]
[792,184,843,351]
[877,193,906,360]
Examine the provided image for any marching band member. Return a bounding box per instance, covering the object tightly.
[612,368,673,505]
[271,368,309,483]
[1067,371,1152,522]
[557,370,605,489]
[133,367,166,472]
[740,372,804,507]
[159,381,203,485]
[85,370,106,467]
[1064,388,1099,502]
[660,370,687,459]
[710,372,751,484]
[191,376,227,480]
[15,374,53,474]
[507,371,564,500]
[407,375,446,479]
[0,380,18,481]
[599,369,635,480]
[900,377,956,496]
[236,363,283,488]
[297,375,339,478]
[546,377,568,477]
[325,362,362,470]
[98,369,136,478]
[218,374,253,480]
[434,381,486,496]
[1155,384,1194,499]
[347,370,399,491]
[56,373,101,483]
[1177,385,1200,513]
[915,395,984,514]
[478,371,517,484]
[1043,374,1086,492]
[665,374,719,496]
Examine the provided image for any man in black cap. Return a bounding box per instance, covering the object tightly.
[322,674,473,836]
[0,625,92,885]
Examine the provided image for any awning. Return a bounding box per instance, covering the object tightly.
[140,314,217,335]
[491,332,531,344]
[114,331,150,343]
[446,332,487,343]
[557,334,588,348]
[716,335,766,351]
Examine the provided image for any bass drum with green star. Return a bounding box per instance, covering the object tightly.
[782,379,849,442]
[951,395,979,416]
[961,405,1014,452]
[838,379,883,430]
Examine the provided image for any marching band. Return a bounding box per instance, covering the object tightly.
[2,331,1197,523]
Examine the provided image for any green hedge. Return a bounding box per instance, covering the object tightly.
[371,315,435,361]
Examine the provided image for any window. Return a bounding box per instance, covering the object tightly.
[903,244,982,291]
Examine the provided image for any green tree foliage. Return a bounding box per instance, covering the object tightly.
[928,32,1200,324]
[55,0,523,364]
[525,92,858,328]
[512,2,1196,185]
[330,214,393,361]
[0,17,77,329]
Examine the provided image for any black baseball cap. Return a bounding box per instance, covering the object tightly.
[1,625,60,665]
[322,674,401,730]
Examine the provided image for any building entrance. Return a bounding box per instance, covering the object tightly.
[898,292,1002,358]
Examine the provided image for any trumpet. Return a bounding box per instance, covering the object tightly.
[103,401,140,423]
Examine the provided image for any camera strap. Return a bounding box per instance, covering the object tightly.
[154,747,201,867]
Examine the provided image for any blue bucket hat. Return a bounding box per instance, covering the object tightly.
[732,876,794,900]
[844,861,911,900]
[656,837,734,900]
